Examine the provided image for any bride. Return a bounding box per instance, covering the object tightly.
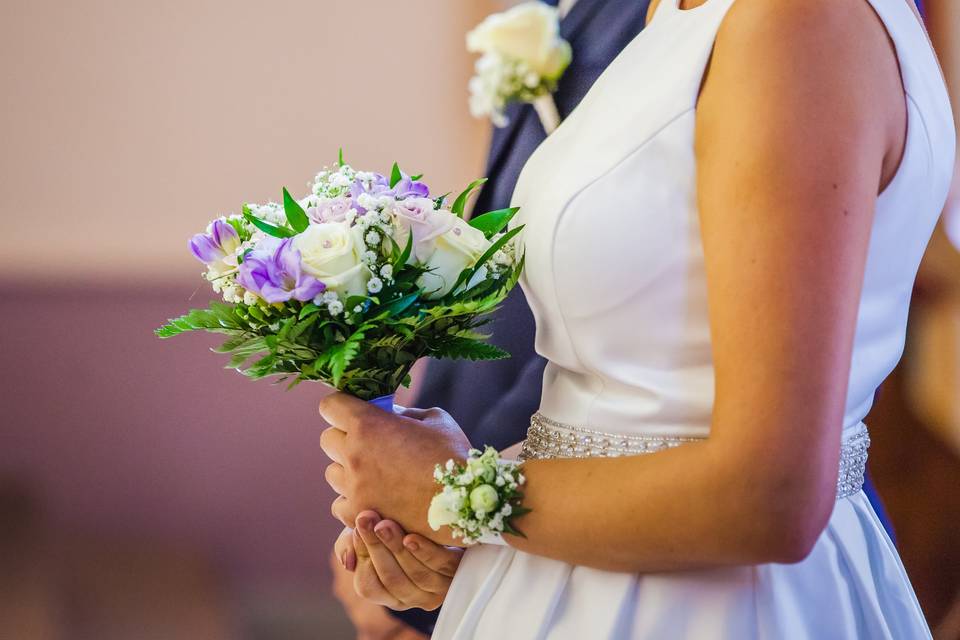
[319,0,953,637]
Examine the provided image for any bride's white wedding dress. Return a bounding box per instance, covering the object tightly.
[433,0,953,638]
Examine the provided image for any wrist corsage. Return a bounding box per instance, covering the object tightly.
[428,446,530,545]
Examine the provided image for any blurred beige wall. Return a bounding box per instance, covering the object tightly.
[0,0,496,284]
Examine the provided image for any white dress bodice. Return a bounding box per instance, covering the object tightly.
[512,0,953,439]
[434,1,953,638]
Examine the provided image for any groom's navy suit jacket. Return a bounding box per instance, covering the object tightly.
[398,0,896,632]
[417,0,650,453]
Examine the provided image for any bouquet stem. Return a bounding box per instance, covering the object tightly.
[532,94,561,135]
[368,393,396,413]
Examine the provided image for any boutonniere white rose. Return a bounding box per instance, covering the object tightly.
[466,1,572,135]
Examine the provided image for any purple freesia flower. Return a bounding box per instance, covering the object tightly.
[350,173,390,214]
[349,172,430,213]
[189,218,241,264]
[236,238,326,303]
[392,175,430,199]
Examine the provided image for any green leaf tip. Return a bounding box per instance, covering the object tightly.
[390,162,403,189]
[242,204,296,238]
[451,178,488,218]
[282,187,309,233]
[468,207,520,238]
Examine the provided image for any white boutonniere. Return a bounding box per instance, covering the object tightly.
[466,1,572,134]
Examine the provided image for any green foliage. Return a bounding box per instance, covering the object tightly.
[446,224,524,299]
[431,337,510,361]
[389,162,403,188]
[282,187,310,233]
[227,217,252,242]
[451,178,488,218]
[242,204,295,238]
[468,207,520,238]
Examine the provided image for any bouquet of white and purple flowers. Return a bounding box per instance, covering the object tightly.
[157,154,524,402]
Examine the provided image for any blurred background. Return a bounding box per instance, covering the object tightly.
[0,0,958,639]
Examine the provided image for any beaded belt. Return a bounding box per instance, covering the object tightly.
[519,413,871,500]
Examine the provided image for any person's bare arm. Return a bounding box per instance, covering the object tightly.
[501,0,906,572]
[924,0,960,251]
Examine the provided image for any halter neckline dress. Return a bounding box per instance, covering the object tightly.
[433,1,954,637]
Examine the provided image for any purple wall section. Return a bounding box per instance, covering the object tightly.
[0,281,348,595]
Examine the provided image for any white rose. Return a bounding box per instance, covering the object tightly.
[466,457,496,483]
[428,488,466,531]
[417,216,491,299]
[469,484,500,515]
[467,2,572,80]
[293,223,370,298]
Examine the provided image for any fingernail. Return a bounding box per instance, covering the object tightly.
[374,522,392,542]
[357,516,373,531]
[339,550,346,568]
[404,539,419,552]
[345,549,356,572]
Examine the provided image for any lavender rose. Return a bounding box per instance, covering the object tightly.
[350,172,430,213]
[306,196,354,224]
[389,198,457,263]
[236,238,326,304]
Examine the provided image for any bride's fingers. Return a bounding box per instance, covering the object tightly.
[350,529,403,608]
[402,533,464,578]
[324,462,346,495]
[319,427,346,464]
[334,526,357,572]
[331,495,353,526]
[372,520,452,595]
[355,561,404,609]
[355,512,433,606]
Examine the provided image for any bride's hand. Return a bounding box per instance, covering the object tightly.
[334,511,463,611]
[319,392,471,542]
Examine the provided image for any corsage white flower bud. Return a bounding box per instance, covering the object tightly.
[469,484,500,514]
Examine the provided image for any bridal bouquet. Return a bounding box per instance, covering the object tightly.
[467,1,572,133]
[157,155,524,401]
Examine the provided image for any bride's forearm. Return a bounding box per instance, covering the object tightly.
[500,441,524,460]
[505,437,832,573]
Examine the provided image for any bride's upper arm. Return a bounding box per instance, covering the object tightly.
[692,0,903,529]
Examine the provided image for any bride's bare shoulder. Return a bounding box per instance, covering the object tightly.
[717,0,898,54]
